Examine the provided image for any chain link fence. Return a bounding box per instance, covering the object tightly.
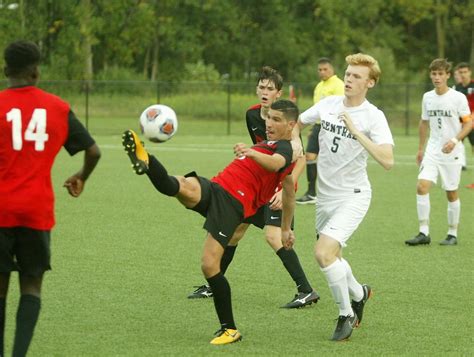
[1,80,430,136]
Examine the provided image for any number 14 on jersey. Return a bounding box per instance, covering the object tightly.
[6,108,49,151]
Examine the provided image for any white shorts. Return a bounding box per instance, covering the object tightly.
[316,192,371,247]
[418,155,462,191]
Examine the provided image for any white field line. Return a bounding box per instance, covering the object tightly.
[101,144,474,168]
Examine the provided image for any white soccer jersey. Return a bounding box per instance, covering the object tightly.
[421,88,471,162]
[300,96,394,197]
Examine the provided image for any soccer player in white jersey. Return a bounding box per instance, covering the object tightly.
[405,59,472,247]
[294,53,394,341]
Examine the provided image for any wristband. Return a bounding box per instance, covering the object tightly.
[450,137,459,145]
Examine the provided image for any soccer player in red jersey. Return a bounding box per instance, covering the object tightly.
[122,99,300,345]
[453,62,474,188]
[0,41,100,356]
[188,67,319,308]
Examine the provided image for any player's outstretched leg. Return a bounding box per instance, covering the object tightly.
[351,284,372,327]
[122,130,149,175]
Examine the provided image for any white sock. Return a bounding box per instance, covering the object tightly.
[447,199,460,237]
[417,194,430,235]
[340,258,363,302]
[321,259,353,316]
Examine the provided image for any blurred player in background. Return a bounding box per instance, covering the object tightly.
[188,67,319,309]
[405,59,471,247]
[296,58,344,204]
[0,40,100,357]
[453,62,474,187]
[295,53,394,341]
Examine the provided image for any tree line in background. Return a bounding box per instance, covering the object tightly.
[0,0,472,84]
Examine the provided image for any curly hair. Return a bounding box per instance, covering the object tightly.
[345,53,381,84]
[4,40,41,77]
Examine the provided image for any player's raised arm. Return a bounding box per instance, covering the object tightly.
[339,112,394,171]
[233,142,287,172]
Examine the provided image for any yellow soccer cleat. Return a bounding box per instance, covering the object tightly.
[210,328,242,345]
[122,129,149,175]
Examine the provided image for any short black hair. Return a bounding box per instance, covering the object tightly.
[455,62,470,71]
[4,40,41,77]
[318,57,332,65]
[257,66,283,91]
[270,99,299,121]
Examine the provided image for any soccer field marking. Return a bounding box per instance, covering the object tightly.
[102,144,474,171]
[101,143,231,153]
[99,144,474,168]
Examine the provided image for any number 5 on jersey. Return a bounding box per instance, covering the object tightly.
[6,108,49,151]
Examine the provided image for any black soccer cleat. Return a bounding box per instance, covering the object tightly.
[187,285,213,299]
[331,314,358,341]
[296,193,317,205]
[351,284,372,327]
[282,290,320,308]
[122,129,149,175]
[405,232,431,246]
[439,234,457,246]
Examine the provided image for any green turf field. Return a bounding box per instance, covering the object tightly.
[4,133,473,356]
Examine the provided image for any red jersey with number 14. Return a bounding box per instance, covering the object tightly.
[0,86,70,230]
[211,140,295,218]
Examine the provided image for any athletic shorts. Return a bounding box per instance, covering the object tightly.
[418,155,462,191]
[306,123,321,155]
[243,204,294,230]
[187,173,244,248]
[0,227,51,277]
[316,192,371,247]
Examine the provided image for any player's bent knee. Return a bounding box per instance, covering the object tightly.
[314,244,338,268]
[201,258,220,278]
[416,181,431,195]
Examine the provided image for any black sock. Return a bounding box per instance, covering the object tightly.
[13,294,41,357]
[220,245,237,275]
[0,297,5,357]
[276,248,312,293]
[146,155,180,196]
[206,273,236,330]
[306,163,317,196]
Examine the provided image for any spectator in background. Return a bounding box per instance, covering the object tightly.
[296,58,344,204]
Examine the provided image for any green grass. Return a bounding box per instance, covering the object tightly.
[3,134,473,356]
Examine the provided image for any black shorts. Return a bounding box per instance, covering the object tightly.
[243,204,294,230]
[187,173,244,248]
[0,227,51,277]
[306,123,321,155]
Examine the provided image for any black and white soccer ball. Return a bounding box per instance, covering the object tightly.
[139,104,178,143]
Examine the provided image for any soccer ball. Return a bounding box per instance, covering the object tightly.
[139,104,178,143]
